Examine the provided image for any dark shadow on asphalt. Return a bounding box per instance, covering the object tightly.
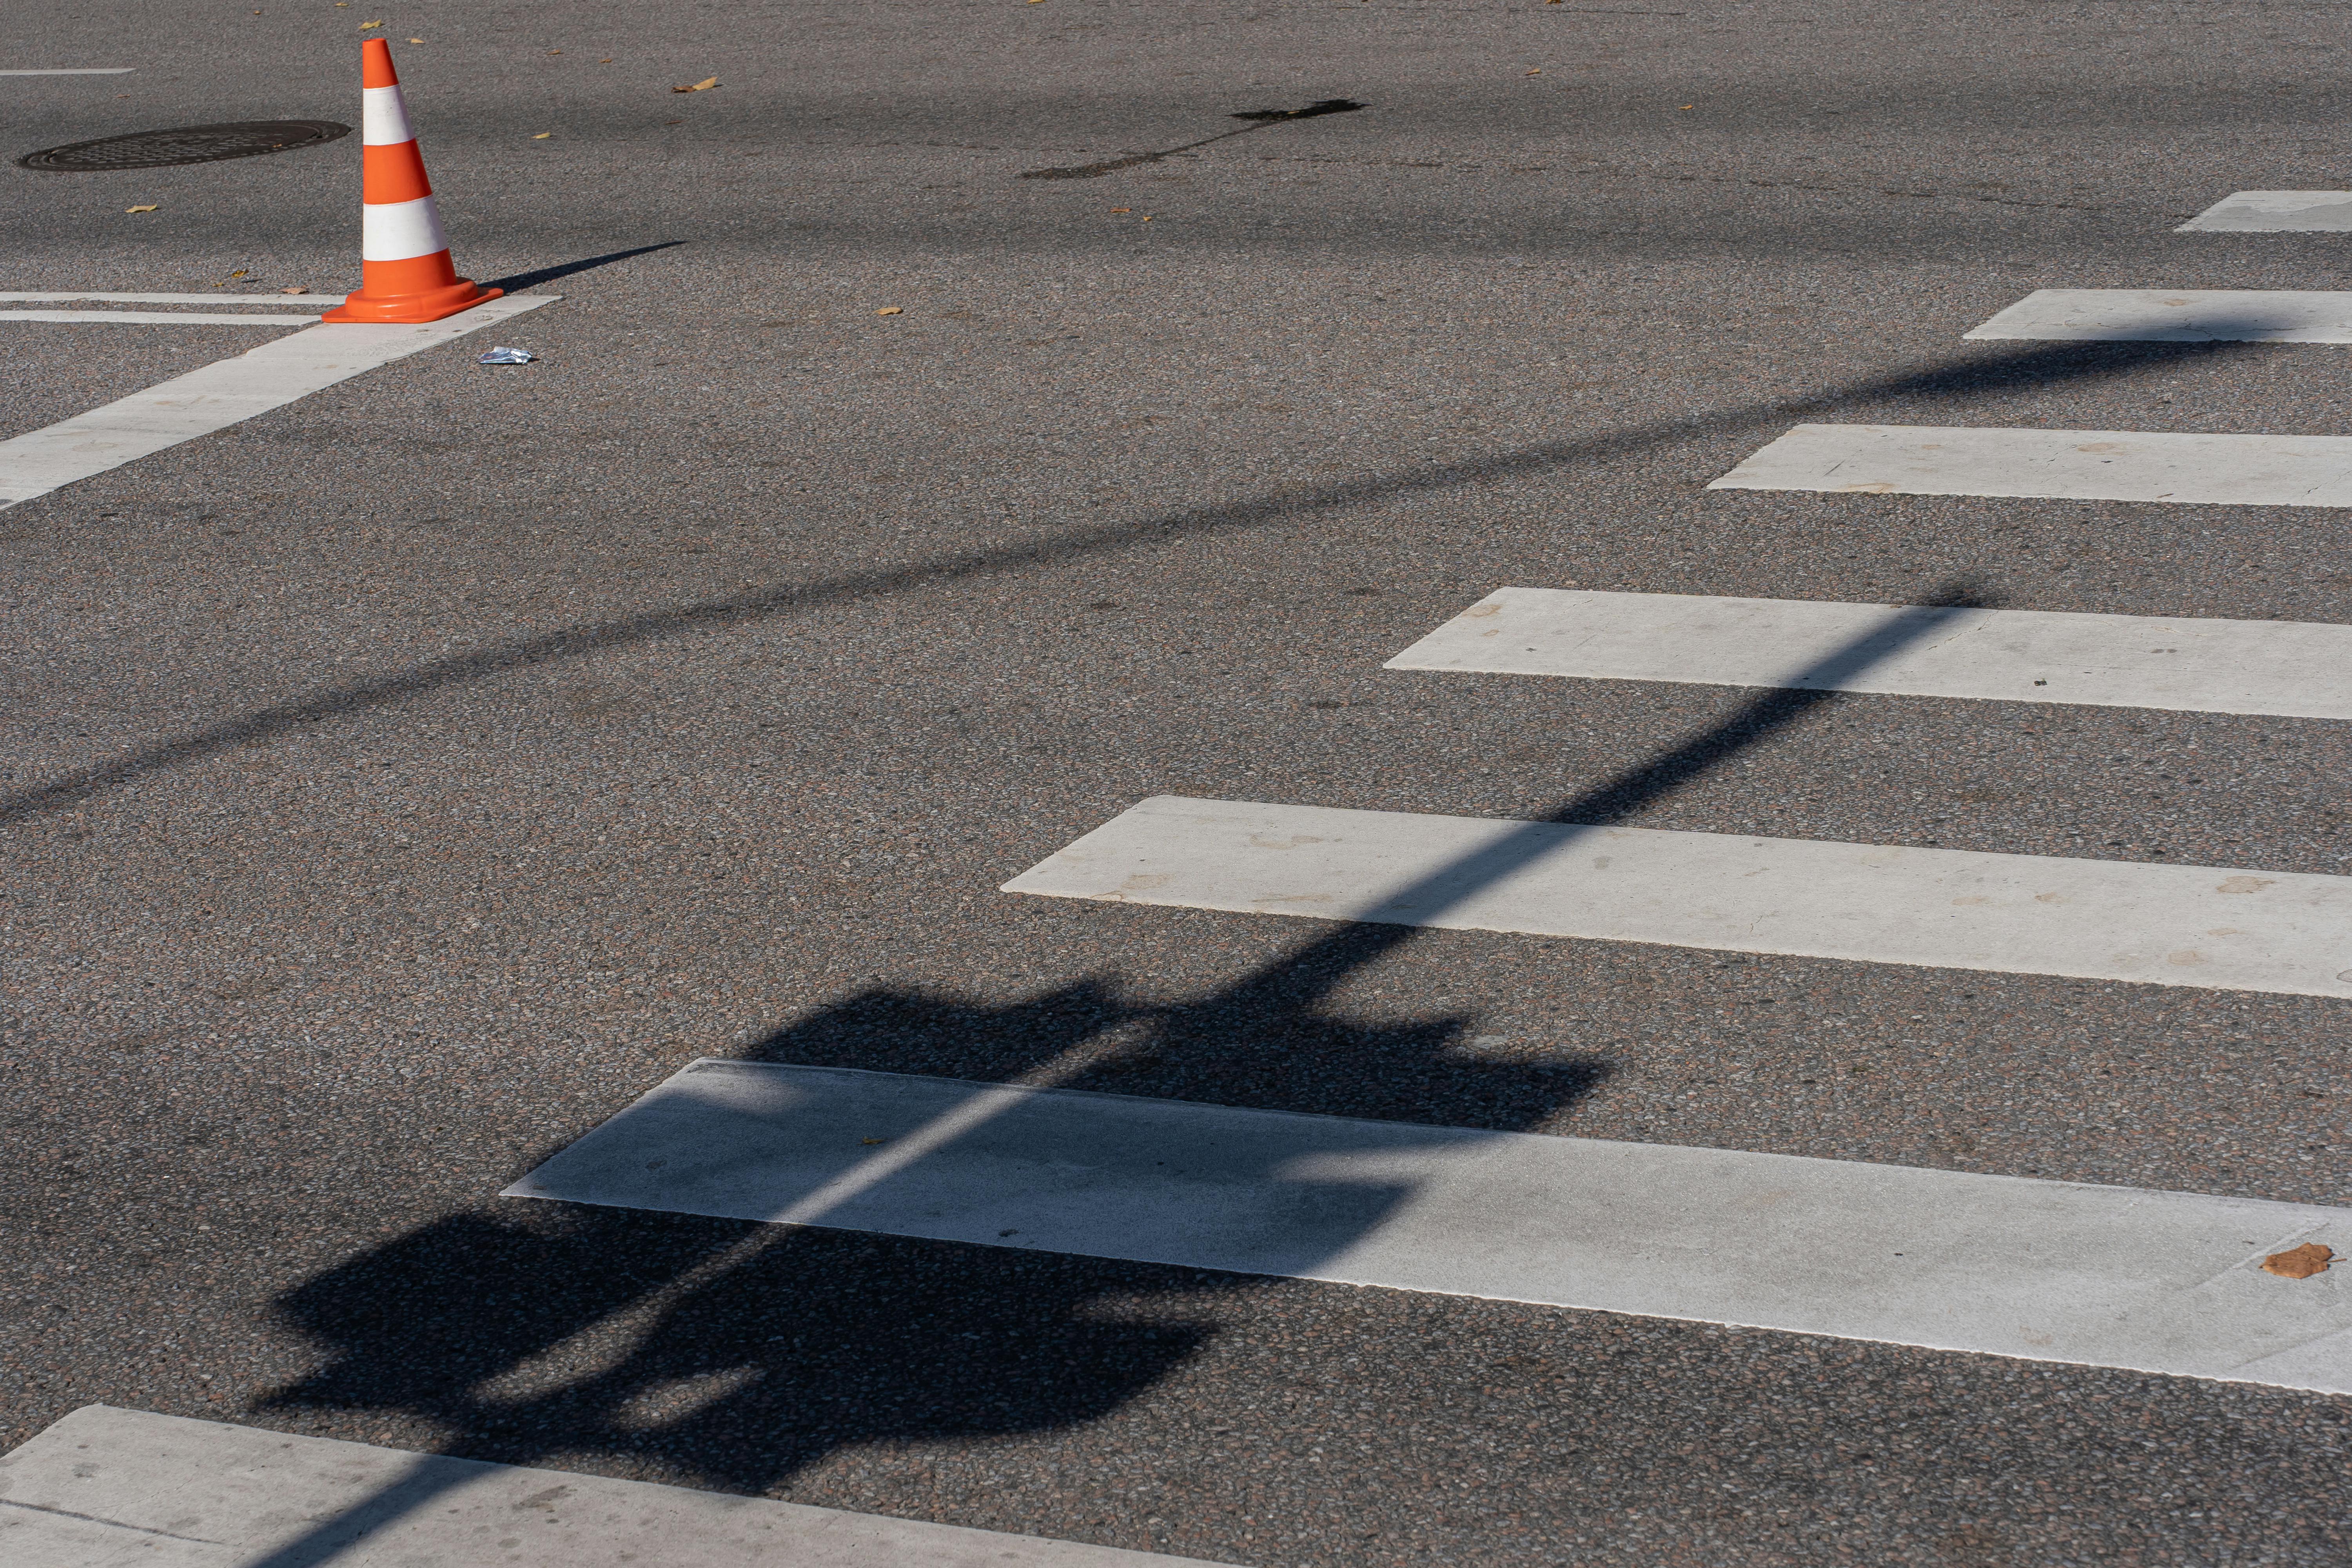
[479,241,687,294]
[0,336,2258,828]
[244,588,1987,1553]
[1020,98,1364,179]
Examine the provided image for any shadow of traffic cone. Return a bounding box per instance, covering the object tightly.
[322,38,500,323]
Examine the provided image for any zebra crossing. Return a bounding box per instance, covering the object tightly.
[485,271,2352,1404]
[20,189,2347,1564]
[498,570,2352,1405]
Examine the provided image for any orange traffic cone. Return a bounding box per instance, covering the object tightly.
[322,38,500,323]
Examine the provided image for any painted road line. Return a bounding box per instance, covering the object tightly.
[508,1060,2352,1393]
[0,1407,1232,1568]
[1965,289,2352,343]
[1002,796,2352,997]
[2178,191,2352,233]
[0,68,134,76]
[1385,587,2352,719]
[0,293,337,306]
[0,310,323,325]
[0,294,552,510]
[1708,423,2352,506]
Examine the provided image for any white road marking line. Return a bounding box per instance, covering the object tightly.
[0,310,323,325]
[1708,423,2352,506]
[0,293,337,306]
[510,1060,2352,1394]
[1386,587,2352,719]
[1965,288,2352,343]
[0,68,134,76]
[2178,191,2352,232]
[0,1406,1233,1568]
[0,295,552,510]
[1003,796,2352,997]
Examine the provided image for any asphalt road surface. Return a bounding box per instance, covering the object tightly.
[5,0,2350,1563]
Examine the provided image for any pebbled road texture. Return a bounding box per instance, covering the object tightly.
[4,1,2348,1563]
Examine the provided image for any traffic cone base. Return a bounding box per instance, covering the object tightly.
[325,38,499,325]
[322,278,500,324]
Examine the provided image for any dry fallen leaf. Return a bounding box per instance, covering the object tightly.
[533,131,553,139]
[228,269,248,278]
[1109,207,1130,213]
[408,37,424,44]
[359,18,383,27]
[125,205,158,213]
[1140,214,1154,222]
[1524,68,1542,76]
[2263,1242,2336,1279]
[1680,104,1694,110]
[875,306,903,316]
[861,1137,887,1145]
[279,285,309,295]
[673,76,719,93]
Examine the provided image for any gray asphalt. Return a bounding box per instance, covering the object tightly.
[4,0,2349,1562]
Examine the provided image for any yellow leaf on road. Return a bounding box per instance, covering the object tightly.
[673,76,719,93]
[533,132,553,139]
[125,205,158,213]
[875,307,902,316]
[2264,1243,2336,1279]
[359,18,383,27]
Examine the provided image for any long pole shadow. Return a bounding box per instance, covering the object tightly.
[1020,98,1364,180]
[240,584,1990,1566]
[0,338,2260,828]
[1151,578,1996,1056]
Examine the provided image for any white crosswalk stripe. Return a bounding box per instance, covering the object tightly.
[2177,191,2352,232]
[1708,423,2352,506]
[1002,795,2352,998]
[1964,288,2352,343]
[1385,586,2352,718]
[509,1061,2352,1393]
[0,1406,1231,1568]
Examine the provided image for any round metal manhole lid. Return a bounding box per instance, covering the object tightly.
[16,119,350,172]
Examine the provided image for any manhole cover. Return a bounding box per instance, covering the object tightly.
[17,119,350,172]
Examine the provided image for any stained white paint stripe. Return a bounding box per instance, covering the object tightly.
[1966,289,2352,343]
[0,296,550,509]
[1386,587,2352,719]
[0,293,337,306]
[1709,423,2352,507]
[508,1060,2352,1393]
[2178,191,2352,233]
[361,83,415,146]
[1003,796,2352,997]
[0,310,321,325]
[0,68,134,75]
[360,193,448,261]
[0,1407,1230,1568]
